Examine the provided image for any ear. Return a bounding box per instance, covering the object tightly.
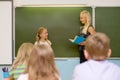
[84,49,90,60]
[107,49,111,58]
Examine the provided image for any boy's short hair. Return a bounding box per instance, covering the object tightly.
[85,32,110,60]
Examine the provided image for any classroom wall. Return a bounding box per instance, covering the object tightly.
[88,0,120,6]
[14,0,120,7]
[0,1,13,65]
[0,59,120,80]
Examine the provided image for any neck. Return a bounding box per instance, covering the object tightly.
[40,38,46,42]
[84,23,89,27]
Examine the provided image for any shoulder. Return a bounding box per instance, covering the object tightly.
[75,62,88,68]
[47,40,52,45]
[80,26,83,29]
[13,64,25,71]
[106,61,120,78]
[88,25,96,34]
[9,65,26,79]
[34,41,38,45]
[17,64,26,68]
[108,61,120,71]
[10,65,25,73]
[73,62,88,73]
[72,62,89,80]
[17,74,28,80]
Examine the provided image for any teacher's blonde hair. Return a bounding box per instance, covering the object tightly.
[80,10,91,26]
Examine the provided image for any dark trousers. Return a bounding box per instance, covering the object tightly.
[79,45,87,63]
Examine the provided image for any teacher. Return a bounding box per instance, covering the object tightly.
[78,10,96,63]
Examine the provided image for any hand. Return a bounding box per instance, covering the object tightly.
[79,41,86,45]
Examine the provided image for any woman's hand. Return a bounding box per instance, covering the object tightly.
[79,41,86,45]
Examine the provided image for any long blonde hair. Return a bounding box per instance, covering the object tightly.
[25,44,59,80]
[36,27,47,42]
[80,10,92,34]
[35,27,51,45]
[80,10,91,26]
[10,43,33,71]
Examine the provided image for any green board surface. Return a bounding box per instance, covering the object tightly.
[95,7,120,58]
[15,7,92,57]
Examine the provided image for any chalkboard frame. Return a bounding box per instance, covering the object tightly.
[15,6,92,58]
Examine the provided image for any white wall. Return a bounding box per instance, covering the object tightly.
[14,0,120,7]
[88,0,120,7]
[0,1,12,65]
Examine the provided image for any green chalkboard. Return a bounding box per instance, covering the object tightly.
[15,7,92,57]
[95,7,120,57]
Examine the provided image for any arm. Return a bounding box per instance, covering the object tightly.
[79,41,86,45]
[79,26,95,45]
[88,26,96,35]
[79,26,95,46]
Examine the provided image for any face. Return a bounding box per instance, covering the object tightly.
[40,29,48,39]
[80,13,87,24]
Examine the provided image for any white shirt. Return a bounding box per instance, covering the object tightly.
[72,60,120,80]
[35,41,50,45]
[17,74,28,80]
[34,40,52,48]
[17,73,61,80]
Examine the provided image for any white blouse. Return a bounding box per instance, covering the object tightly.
[17,73,61,80]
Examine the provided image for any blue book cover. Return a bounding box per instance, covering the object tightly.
[69,35,85,44]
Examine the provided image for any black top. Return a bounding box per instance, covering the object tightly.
[79,25,93,38]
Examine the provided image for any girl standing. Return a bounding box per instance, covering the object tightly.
[35,27,51,46]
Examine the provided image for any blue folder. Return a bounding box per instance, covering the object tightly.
[69,35,85,44]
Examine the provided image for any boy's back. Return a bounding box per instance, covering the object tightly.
[72,32,120,80]
[73,60,120,80]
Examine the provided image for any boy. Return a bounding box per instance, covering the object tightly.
[72,32,120,80]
